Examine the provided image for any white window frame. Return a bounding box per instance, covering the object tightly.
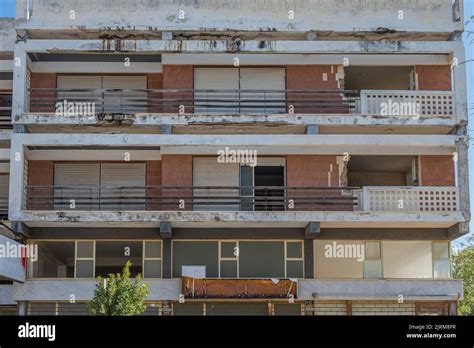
[75,240,96,279]
[143,240,163,279]
[363,241,383,279]
[218,240,239,278]
[432,241,451,279]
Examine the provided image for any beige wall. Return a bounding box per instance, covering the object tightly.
[314,240,363,279]
[382,241,433,279]
[315,240,436,279]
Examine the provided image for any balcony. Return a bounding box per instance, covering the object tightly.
[13,279,181,302]
[182,277,297,299]
[24,185,459,213]
[298,279,463,301]
[26,88,455,118]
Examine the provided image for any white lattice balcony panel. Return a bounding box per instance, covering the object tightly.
[362,187,459,212]
[360,90,455,117]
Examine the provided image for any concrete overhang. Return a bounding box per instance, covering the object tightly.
[14,211,465,229]
[16,113,457,130]
[11,133,458,156]
[13,279,181,302]
[16,0,460,35]
[22,39,458,56]
[298,279,463,301]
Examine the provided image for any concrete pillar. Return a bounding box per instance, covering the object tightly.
[8,134,27,220]
[456,137,470,222]
[306,125,319,134]
[449,302,457,316]
[162,239,172,278]
[18,301,27,316]
[160,125,172,134]
[13,125,29,134]
[12,39,28,123]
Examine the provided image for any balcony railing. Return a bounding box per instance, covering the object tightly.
[25,185,358,211]
[27,88,455,117]
[360,90,455,117]
[24,185,460,213]
[182,276,297,299]
[0,93,12,128]
[28,88,357,115]
[361,186,459,212]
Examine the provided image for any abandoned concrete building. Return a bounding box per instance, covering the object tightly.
[0,0,469,316]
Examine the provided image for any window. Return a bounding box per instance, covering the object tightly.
[172,241,219,278]
[95,241,143,278]
[173,240,304,279]
[29,241,75,278]
[143,241,162,278]
[219,241,238,278]
[433,242,451,278]
[75,241,95,278]
[286,241,304,278]
[363,242,382,279]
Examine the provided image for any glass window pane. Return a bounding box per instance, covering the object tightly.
[76,241,94,258]
[239,241,285,278]
[76,260,94,278]
[433,242,449,259]
[95,241,143,278]
[220,260,237,278]
[363,260,382,279]
[433,260,451,278]
[172,241,218,278]
[30,241,75,278]
[144,260,162,278]
[221,242,237,259]
[286,242,302,259]
[365,242,381,259]
[286,260,304,278]
[145,241,161,259]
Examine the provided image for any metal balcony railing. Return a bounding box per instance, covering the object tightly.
[24,185,359,212]
[27,88,456,117]
[24,185,461,213]
[0,93,12,128]
[28,88,358,115]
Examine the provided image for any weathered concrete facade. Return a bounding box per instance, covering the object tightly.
[0,0,469,316]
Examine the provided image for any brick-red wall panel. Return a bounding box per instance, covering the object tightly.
[161,155,193,210]
[416,65,451,91]
[27,161,54,209]
[162,66,193,113]
[30,73,56,112]
[147,73,163,113]
[419,155,455,186]
[286,155,352,211]
[146,160,162,210]
[286,65,345,113]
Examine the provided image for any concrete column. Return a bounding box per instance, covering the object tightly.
[456,137,470,222]
[162,239,172,278]
[451,37,468,124]
[12,39,28,123]
[18,301,27,316]
[304,239,314,279]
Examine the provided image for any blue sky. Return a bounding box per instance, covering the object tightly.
[0,0,15,17]
[0,1,473,245]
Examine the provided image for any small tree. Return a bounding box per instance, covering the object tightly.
[452,236,474,315]
[89,260,150,316]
